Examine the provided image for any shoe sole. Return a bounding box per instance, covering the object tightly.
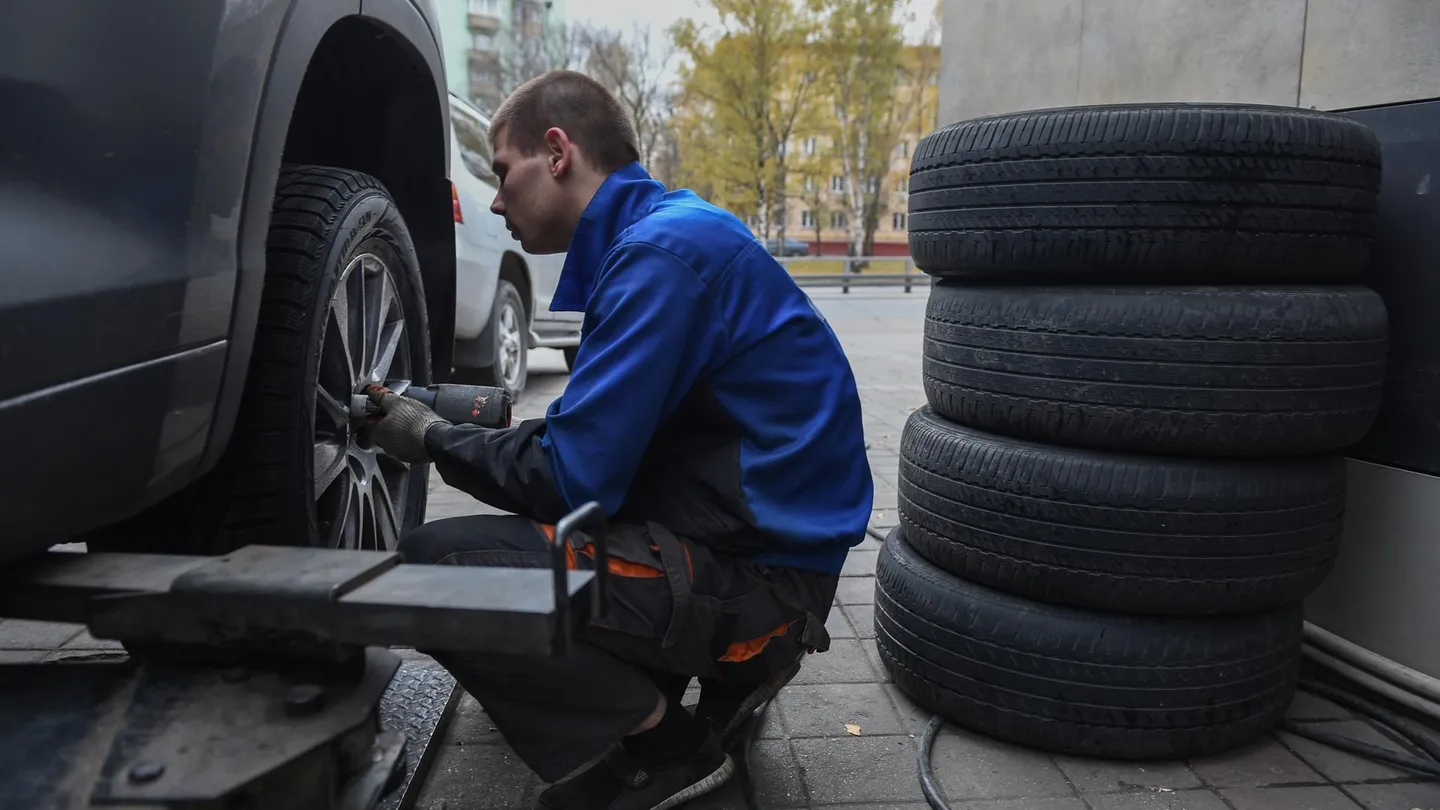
[718,659,803,749]
[647,754,736,810]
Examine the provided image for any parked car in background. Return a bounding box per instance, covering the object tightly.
[766,236,812,257]
[447,94,582,394]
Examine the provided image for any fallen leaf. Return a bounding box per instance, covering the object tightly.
[845,724,861,736]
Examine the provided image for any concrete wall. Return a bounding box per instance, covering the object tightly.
[938,0,1440,125]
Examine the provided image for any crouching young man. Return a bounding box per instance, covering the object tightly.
[366,70,873,810]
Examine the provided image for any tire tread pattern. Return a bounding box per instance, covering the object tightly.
[907,104,1383,281]
[875,528,1301,759]
[896,406,1346,616]
[921,282,1389,456]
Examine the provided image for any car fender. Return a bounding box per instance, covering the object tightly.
[198,0,357,473]
[202,0,451,471]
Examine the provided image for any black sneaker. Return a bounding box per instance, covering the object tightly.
[697,657,804,751]
[538,729,735,810]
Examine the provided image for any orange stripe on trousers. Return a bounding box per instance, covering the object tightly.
[538,523,664,579]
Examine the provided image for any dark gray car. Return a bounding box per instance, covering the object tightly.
[0,0,457,564]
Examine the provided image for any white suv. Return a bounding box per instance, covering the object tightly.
[448,94,582,395]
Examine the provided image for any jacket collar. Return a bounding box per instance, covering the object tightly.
[551,162,665,312]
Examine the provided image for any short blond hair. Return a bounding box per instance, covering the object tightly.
[491,70,640,174]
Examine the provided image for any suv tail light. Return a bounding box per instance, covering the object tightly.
[452,182,464,223]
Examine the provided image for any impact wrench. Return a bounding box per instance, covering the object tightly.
[355,381,513,429]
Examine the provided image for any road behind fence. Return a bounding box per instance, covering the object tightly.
[776,256,928,293]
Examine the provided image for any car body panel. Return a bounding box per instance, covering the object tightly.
[0,0,238,402]
[765,236,811,257]
[446,94,580,359]
[449,97,503,341]
[0,0,449,562]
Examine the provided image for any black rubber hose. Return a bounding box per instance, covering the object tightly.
[918,715,947,809]
[1296,678,1440,763]
[902,678,1440,810]
[1276,718,1440,778]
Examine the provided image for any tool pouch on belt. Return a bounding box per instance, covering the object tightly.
[567,521,835,681]
[650,522,839,680]
[561,522,722,675]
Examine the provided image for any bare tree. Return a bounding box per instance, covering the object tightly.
[578,24,677,169]
[647,91,685,188]
[496,7,587,100]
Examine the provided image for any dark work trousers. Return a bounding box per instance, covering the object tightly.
[397,514,839,782]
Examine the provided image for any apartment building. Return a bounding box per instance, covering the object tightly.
[436,0,568,114]
[776,133,923,257]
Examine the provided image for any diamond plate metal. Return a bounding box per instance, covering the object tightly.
[377,657,460,810]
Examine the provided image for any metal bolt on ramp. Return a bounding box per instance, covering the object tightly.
[377,656,461,810]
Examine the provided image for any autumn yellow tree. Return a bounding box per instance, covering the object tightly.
[671,0,819,243]
[809,0,936,259]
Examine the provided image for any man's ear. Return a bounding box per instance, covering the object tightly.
[544,127,573,178]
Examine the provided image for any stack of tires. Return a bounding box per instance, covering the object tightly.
[877,103,1391,760]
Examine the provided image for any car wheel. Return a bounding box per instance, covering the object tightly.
[908,103,1383,282]
[467,280,529,397]
[922,282,1389,457]
[876,527,1301,760]
[86,165,431,554]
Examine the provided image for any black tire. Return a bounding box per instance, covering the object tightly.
[563,346,578,371]
[87,165,432,554]
[898,406,1345,616]
[464,280,529,397]
[908,103,1383,282]
[923,282,1389,457]
[875,527,1302,760]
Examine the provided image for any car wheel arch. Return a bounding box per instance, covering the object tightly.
[499,250,534,328]
[203,1,452,473]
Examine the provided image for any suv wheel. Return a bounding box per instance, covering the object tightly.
[466,279,529,397]
[87,165,431,554]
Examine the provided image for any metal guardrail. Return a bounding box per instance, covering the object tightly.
[775,256,929,293]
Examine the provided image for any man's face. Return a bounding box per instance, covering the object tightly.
[489,126,572,255]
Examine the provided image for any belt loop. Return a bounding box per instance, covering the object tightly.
[647,522,693,648]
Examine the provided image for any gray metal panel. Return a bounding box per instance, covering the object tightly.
[1300,0,1440,110]
[937,0,1081,126]
[1076,0,1306,106]
[936,0,1440,132]
[1305,460,1440,681]
[1340,98,1440,474]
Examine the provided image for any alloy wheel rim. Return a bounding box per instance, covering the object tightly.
[497,301,522,389]
[312,252,412,551]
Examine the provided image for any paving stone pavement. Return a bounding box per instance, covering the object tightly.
[4,288,1439,810]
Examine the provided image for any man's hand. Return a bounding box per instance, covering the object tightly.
[365,385,450,465]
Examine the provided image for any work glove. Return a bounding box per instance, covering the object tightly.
[364,385,450,465]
